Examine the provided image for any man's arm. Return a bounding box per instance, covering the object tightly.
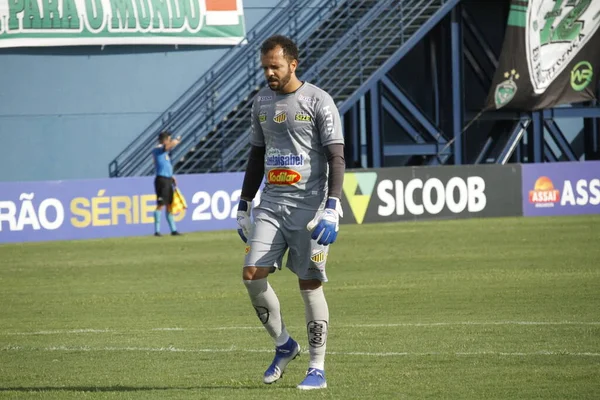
[315,93,345,200]
[306,95,345,245]
[241,98,266,201]
[236,99,265,243]
[324,144,345,199]
[306,145,345,245]
[164,136,182,151]
[241,145,266,201]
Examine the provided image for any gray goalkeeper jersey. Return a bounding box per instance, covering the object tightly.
[250,82,344,210]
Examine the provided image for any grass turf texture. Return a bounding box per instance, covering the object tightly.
[0,215,599,399]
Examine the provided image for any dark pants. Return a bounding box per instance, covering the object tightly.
[154,176,174,206]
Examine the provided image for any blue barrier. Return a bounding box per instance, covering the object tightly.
[2,161,599,244]
[0,173,253,243]
[522,161,600,217]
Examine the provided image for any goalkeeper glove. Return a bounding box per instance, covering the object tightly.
[236,199,252,243]
[307,197,343,246]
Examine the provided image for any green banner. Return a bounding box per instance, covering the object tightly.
[486,0,600,110]
[0,0,245,48]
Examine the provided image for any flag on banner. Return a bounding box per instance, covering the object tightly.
[206,0,241,26]
[485,0,600,111]
[169,187,188,215]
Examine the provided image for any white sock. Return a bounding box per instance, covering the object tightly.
[243,278,290,347]
[300,286,329,370]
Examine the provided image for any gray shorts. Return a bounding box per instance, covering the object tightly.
[244,200,329,282]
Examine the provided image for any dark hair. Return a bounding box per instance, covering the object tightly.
[158,131,171,143]
[260,35,299,63]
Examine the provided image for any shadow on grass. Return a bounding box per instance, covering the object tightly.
[0,384,295,392]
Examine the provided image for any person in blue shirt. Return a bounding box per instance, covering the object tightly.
[152,131,182,236]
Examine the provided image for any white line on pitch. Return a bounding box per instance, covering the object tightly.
[1,345,599,357]
[3,329,114,336]
[3,321,599,336]
[347,321,600,328]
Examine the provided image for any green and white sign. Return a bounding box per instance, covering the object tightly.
[0,0,245,48]
[526,0,600,94]
[486,0,600,111]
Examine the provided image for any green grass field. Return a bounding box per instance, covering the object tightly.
[1,215,599,399]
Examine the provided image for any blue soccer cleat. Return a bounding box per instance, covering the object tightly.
[297,368,327,390]
[263,337,300,384]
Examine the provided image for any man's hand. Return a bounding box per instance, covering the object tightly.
[172,176,177,187]
[307,197,343,246]
[236,199,252,243]
[165,136,182,151]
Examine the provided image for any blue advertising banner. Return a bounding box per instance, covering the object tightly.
[0,172,255,244]
[522,161,600,217]
[6,162,598,244]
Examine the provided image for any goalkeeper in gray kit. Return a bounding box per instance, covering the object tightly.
[236,34,345,390]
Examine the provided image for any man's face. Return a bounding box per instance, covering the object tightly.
[161,135,171,145]
[260,46,296,92]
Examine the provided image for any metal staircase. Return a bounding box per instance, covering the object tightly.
[176,0,386,174]
[216,0,449,173]
[108,0,349,178]
[109,0,452,177]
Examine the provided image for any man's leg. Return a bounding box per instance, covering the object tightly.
[243,267,290,346]
[283,206,330,390]
[165,181,179,235]
[166,211,177,233]
[154,177,167,236]
[243,205,299,384]
[297,279,329,390]
[153,205,163,235]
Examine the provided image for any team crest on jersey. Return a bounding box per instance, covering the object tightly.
[295,111,312,122]
[311,251,326,263]
[258,111,267,123]
[273,111,287,124]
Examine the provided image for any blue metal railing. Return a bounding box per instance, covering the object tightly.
[109,0,344,177]
[337,0,459,114]
[210,0,450,172]
[303,0,440,95]
[180,0,381,173]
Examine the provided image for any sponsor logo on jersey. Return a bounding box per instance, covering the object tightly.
[257,96,272,102]
[258,111,267,123]
[311,251,326,263]
[322,105,335,135]
[529,176,560,207]
[266,153,305,167]
[266,148,306,167]
[273,111,287,124]
[299,95,316,103]
[295,111,312,122]
[267,169,301,185]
